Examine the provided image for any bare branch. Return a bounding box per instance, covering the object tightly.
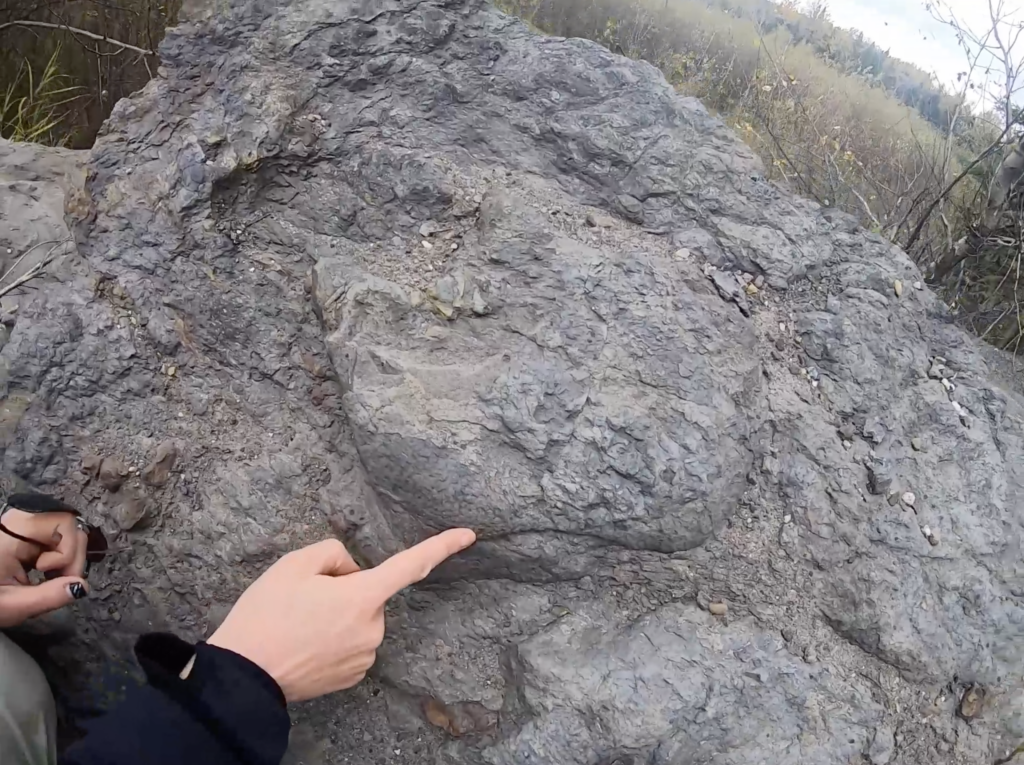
[0,20,156,56]
[0,240,70,300]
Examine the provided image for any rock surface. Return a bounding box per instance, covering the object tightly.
[2,0,1024,763]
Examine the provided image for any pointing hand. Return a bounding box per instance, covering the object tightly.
[207,529,476,702]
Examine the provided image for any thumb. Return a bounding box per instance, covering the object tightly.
[277,539,361,578]
[0,577,88,627]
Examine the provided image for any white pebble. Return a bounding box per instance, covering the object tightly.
[779,322,786,332]
[422,240,434,250]
[951,400,963,414]
[922,525,932,537]
[783,514,792,523]
[941,378,955,392]
[902,491,916,506]
[914,281,923,290]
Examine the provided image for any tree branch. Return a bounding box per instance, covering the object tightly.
[0,20,156,56]
[905,122,1017,251]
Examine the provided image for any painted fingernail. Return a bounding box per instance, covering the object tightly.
[68,582,88,600]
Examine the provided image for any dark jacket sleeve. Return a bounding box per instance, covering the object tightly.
[61,633,290,765]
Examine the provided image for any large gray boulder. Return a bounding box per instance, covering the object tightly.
[2,0,1023,763]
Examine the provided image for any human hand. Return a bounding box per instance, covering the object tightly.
[0,508,89,628]
[207,529,476,702]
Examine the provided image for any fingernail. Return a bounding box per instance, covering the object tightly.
[68,582,88,600]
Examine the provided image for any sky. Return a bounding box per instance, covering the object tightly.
[826,0,1024,109]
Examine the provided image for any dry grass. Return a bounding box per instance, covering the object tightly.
[1,45,80,145]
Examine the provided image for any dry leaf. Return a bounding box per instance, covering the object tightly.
[424,698,458,735]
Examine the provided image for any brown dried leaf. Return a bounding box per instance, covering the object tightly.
[424,698,455,735]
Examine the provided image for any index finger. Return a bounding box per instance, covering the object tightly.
[363,528,476,602]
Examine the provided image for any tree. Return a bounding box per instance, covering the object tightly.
[804,0,830,23]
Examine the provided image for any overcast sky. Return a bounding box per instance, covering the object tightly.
[826,0,1024,109]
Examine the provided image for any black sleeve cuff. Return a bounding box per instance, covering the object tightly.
[135,633,290,765]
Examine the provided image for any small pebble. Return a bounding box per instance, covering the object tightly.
[901,491,916,507]
[894,280,903,297]
[779,322,786,332]
[754,275,765,288]
[744,282,759,296]
[928,532,940,547]
[887,492,900,506]
[783,514,792,523]
[709,602,728,616]
[422,240,434,250]
[914,281,923,290]
[911,437,924,451]
[941,378,955,393]
[959,685,985,720]
[843,440,853,450]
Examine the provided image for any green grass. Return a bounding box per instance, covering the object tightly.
[1,45,81,145]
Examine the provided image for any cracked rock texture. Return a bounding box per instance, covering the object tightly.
[2,0,1024,763]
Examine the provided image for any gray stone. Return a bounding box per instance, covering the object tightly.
[867,458,893,495]
[0,1,1022,762]
[868,725,896,765]
[613,193,644,222]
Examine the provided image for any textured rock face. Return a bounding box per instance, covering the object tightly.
[4,0,1024,763]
